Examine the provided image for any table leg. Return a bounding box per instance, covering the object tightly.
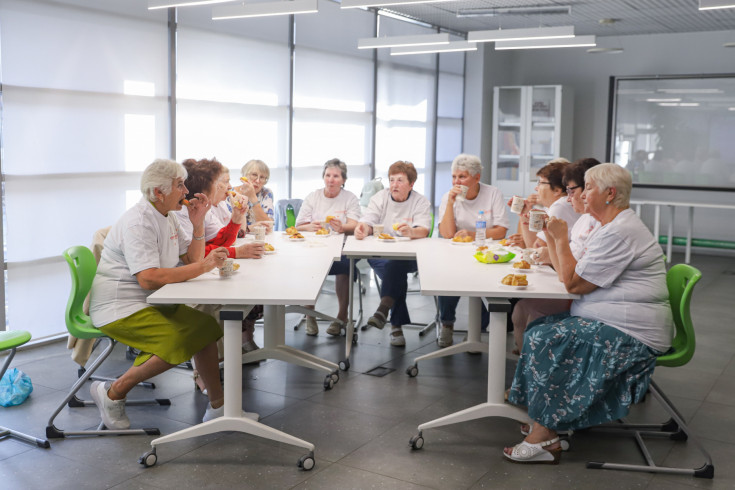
[686,206,693,264]
[667,205,674,263]
[343,258,356,366]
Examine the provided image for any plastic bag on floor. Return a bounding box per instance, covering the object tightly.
[0,367,34,407]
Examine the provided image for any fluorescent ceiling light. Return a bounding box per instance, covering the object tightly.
[213,0,318,19]
[457,5,571,18]
[494,35,595,50]
[658,102,701,107]
[468,26,574,43]
[148,0,232,9]
[658,103,680,107]
[657,88,723,94]
[586,47,624,54]
[699,0,735,10]
[342,0,452,9]
[390,41,477,56]
[646,98,681,102]
[729,107,735,111]
[358,33,449,50]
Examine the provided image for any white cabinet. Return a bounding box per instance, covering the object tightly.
[491,85,573,197]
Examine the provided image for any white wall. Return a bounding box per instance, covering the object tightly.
[477,29,735,247]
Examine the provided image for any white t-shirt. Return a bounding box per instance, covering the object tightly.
[571,209,673,352]
[569,213,600,260]
[295,188,361,226]
[174,200,232,244]
[438,183,509,236]
[90,198,189,327]
[536,196,581,243]
[361,189,432,234]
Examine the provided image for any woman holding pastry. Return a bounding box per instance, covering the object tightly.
[436,154,509,348]
[89,159,258,429]
[504,163,671,465]
[237,159,275,232]
[355,161,432,347]
[295,158,361,336]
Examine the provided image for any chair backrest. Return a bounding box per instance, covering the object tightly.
[274,199,303,231]
[428,212,435,238]
[286,204,296,228]
[657,263,702,368]
[63,246,102,340]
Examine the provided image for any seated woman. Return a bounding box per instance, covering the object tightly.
[504,163,672,464]
[437,154,508,348]
[89,159,258,429]
[237,159,275,233]
[295,158,361,337]
[511,158,601,352]
[507,159,579,249]
[355,161,432,347]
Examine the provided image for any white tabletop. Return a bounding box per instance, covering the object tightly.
[342,235,428,260]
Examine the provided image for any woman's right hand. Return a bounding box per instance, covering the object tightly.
[299,221,323,232]
[236,181,258,202]
[354,222,368,240]
[203,247,228,272]
[507,233,525,248]
[447,185,463,202]
[236,242,264,259]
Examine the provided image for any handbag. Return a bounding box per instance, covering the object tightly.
[0,367,34,407]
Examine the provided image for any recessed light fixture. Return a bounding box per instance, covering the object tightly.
[646,98,682,102]
[468,26,574,43]
[699,0,735,10]
[213,0,318,19]
[457,5,571,18]
[390,41,477,56]
[148,0,232,9]
[358,33,450,50]
[494,35,595,50]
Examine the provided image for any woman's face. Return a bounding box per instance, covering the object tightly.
[581,180,609,220]
[323,166,345,195]
[389,172,413,202]
[163,177,188,212]
[451,169,480,189]
[244,168,268,193]
[535,176,563,207]
[208,172,229,206]
[566,180,586,214]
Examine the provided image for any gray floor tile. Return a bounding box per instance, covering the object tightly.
[293,462,435,489]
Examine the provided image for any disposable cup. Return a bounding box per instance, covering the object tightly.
[219,258,235,278]
[528,210,547,232]
[510,195,524,214]
[455,185,469,202]
[373,223,385,236]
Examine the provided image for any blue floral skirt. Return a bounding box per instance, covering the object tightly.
[507,312,662,432]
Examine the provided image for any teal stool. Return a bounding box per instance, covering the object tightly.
[0,330,50,448]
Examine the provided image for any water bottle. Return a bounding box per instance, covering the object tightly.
[475,210,486,247]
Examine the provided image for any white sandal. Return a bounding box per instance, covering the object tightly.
[367,311,387,330]
[389,327,405,347]
[504,437,562,464]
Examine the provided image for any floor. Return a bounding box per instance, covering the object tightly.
[1,253,733,489]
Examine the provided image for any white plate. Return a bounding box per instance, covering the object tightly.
[498,281,529,290]
[377,237,397,243]
[451,240,475,246]
[313,232,331,238]
[264,249,276,255]
[395,236,411,241]
[511,264,535,273]
[288,237,306,242]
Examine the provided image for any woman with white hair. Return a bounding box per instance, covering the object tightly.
[436,153,509,348]
[504,163,671,465]
[89,159,258,430]
[237,159,275,232]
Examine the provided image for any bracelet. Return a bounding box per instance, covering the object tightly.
[193,234,205,241]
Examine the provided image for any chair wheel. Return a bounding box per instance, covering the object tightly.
[339,359,350,371]
[324,376,334,390]
[139,449,157,467]
[298,454,315,470]
[331,371,339,384]
[409,434,424,450]
[406,365,418,377]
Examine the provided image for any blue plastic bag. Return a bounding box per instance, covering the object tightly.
[0,367,34,407]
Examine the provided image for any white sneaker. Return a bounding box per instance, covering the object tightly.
[326,320,343,336]
[390,327,406,347]
[305,317,319,336]
[90,381,130,430]
[202,403,259,423]
[438,326,454,348]
[241,340,260,354]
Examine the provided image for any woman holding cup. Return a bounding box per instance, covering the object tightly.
[295,158,361,336]
[237,159,275,233]
[436,154,509,348]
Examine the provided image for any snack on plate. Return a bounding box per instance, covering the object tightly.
[240,176,249,183]
[181,199,191,207]
[315,228,330,235]
[290,232,305,239]
[452,235,473,243]
[476,245,488,252]
[378,233,395,240]
[286,226,298,235]
[264,243,275,252]
[501,274,528,286]
[513,260,532,270]
[325,215,336,223]
[233,263,241,271]
[499,238,509,246]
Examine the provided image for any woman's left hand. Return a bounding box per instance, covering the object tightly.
[396,223,412,238]
[328,218,343,233]
[546,216,568,240]
[301,222,323,232]
[187,193,211,226]
[454,229,472,239]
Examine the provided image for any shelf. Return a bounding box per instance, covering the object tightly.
[498,121,521,127]
[532,121,556,127]
[498,154,521,160]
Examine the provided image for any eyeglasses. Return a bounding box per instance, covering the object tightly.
[565,185,581,194]
[247,173,268,183]
[536,181,551,187]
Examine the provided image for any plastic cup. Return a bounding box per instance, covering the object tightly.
[510,195,524,214]
[373,223,384,236]
[455,185,469,202]
[528,210,547,232]
[253,225,266,242]
[219,258,235,278]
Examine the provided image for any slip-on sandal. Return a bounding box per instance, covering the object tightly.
[503,437,562,465]
[326,320,343,336]
[520,424,572,438]
[390,327,405,347]
[367,311,387,330]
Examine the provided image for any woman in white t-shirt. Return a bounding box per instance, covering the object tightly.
[89,159,258,430]
[504,163,672,465]
[436,154,509,348]
[295,158,361,337]
[355,161,432,347]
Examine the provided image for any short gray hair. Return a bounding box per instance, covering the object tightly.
[141,159,187,201]
[585,163,632,208]
[241,159,270,182]
[322,158,348,184]
[451,154,482,177]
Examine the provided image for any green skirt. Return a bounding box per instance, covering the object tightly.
[99,305,223,366]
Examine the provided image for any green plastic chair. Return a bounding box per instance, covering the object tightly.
[286,204,296,229]
[46,246,163,439]
[587,264,714,479]
[0,330,50,448]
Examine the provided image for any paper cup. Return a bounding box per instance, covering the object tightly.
[455,185,469,202]
[528,210,547,232]
[253,225,266,242]
[373,223,385,236]
[219,258,235,278]
[510,195,524,214]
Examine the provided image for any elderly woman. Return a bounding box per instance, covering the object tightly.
[237,159,275,232]
[511,158,601,352]
[508,159,579,249]
[504,163,672,464]
[355,161,432,347]
[89,159,258,429]
[296,158,361,337]
[437,154,509,348]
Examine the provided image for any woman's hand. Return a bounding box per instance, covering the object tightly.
[230,193,248,225]
[187,193,211,227]
[328,217,343,233]
[236,181,258,202]
[507,233,525,248]
[202,246,228,272]
[396,223,411,238]
[454,229,473,239]
[354,222,369,240]
[299,221,323,232]
[546,216,568,240]
[236,242,264,259]
[533,247,550,265]
[254,220,273,234]
[447,185,464,202]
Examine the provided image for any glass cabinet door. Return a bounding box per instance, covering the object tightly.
[528,86,557,183]
[495,87,522,184]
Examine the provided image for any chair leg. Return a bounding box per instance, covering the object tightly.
[586,381,714,479]
[46,338,165,439]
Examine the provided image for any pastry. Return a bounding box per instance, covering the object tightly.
[378,233,394,240]
[325,216,336,223]
[316,228,330,235]
[513,260,531,270]
[286,226,298,235]
[264,243,275,251]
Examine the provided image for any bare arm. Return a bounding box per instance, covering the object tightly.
[136,247,228,290]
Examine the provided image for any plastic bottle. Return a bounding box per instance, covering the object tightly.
[475,210,486,247]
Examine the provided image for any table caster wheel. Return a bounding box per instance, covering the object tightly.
[560,439,570,451]
[352,333,358,344]
[139,448,157,467]
[409,434,424,450]
[331,371,339,384]
[324,376,334,390]
[298,454,315,471]
[339,359,350,371]
[406,365,418,377]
